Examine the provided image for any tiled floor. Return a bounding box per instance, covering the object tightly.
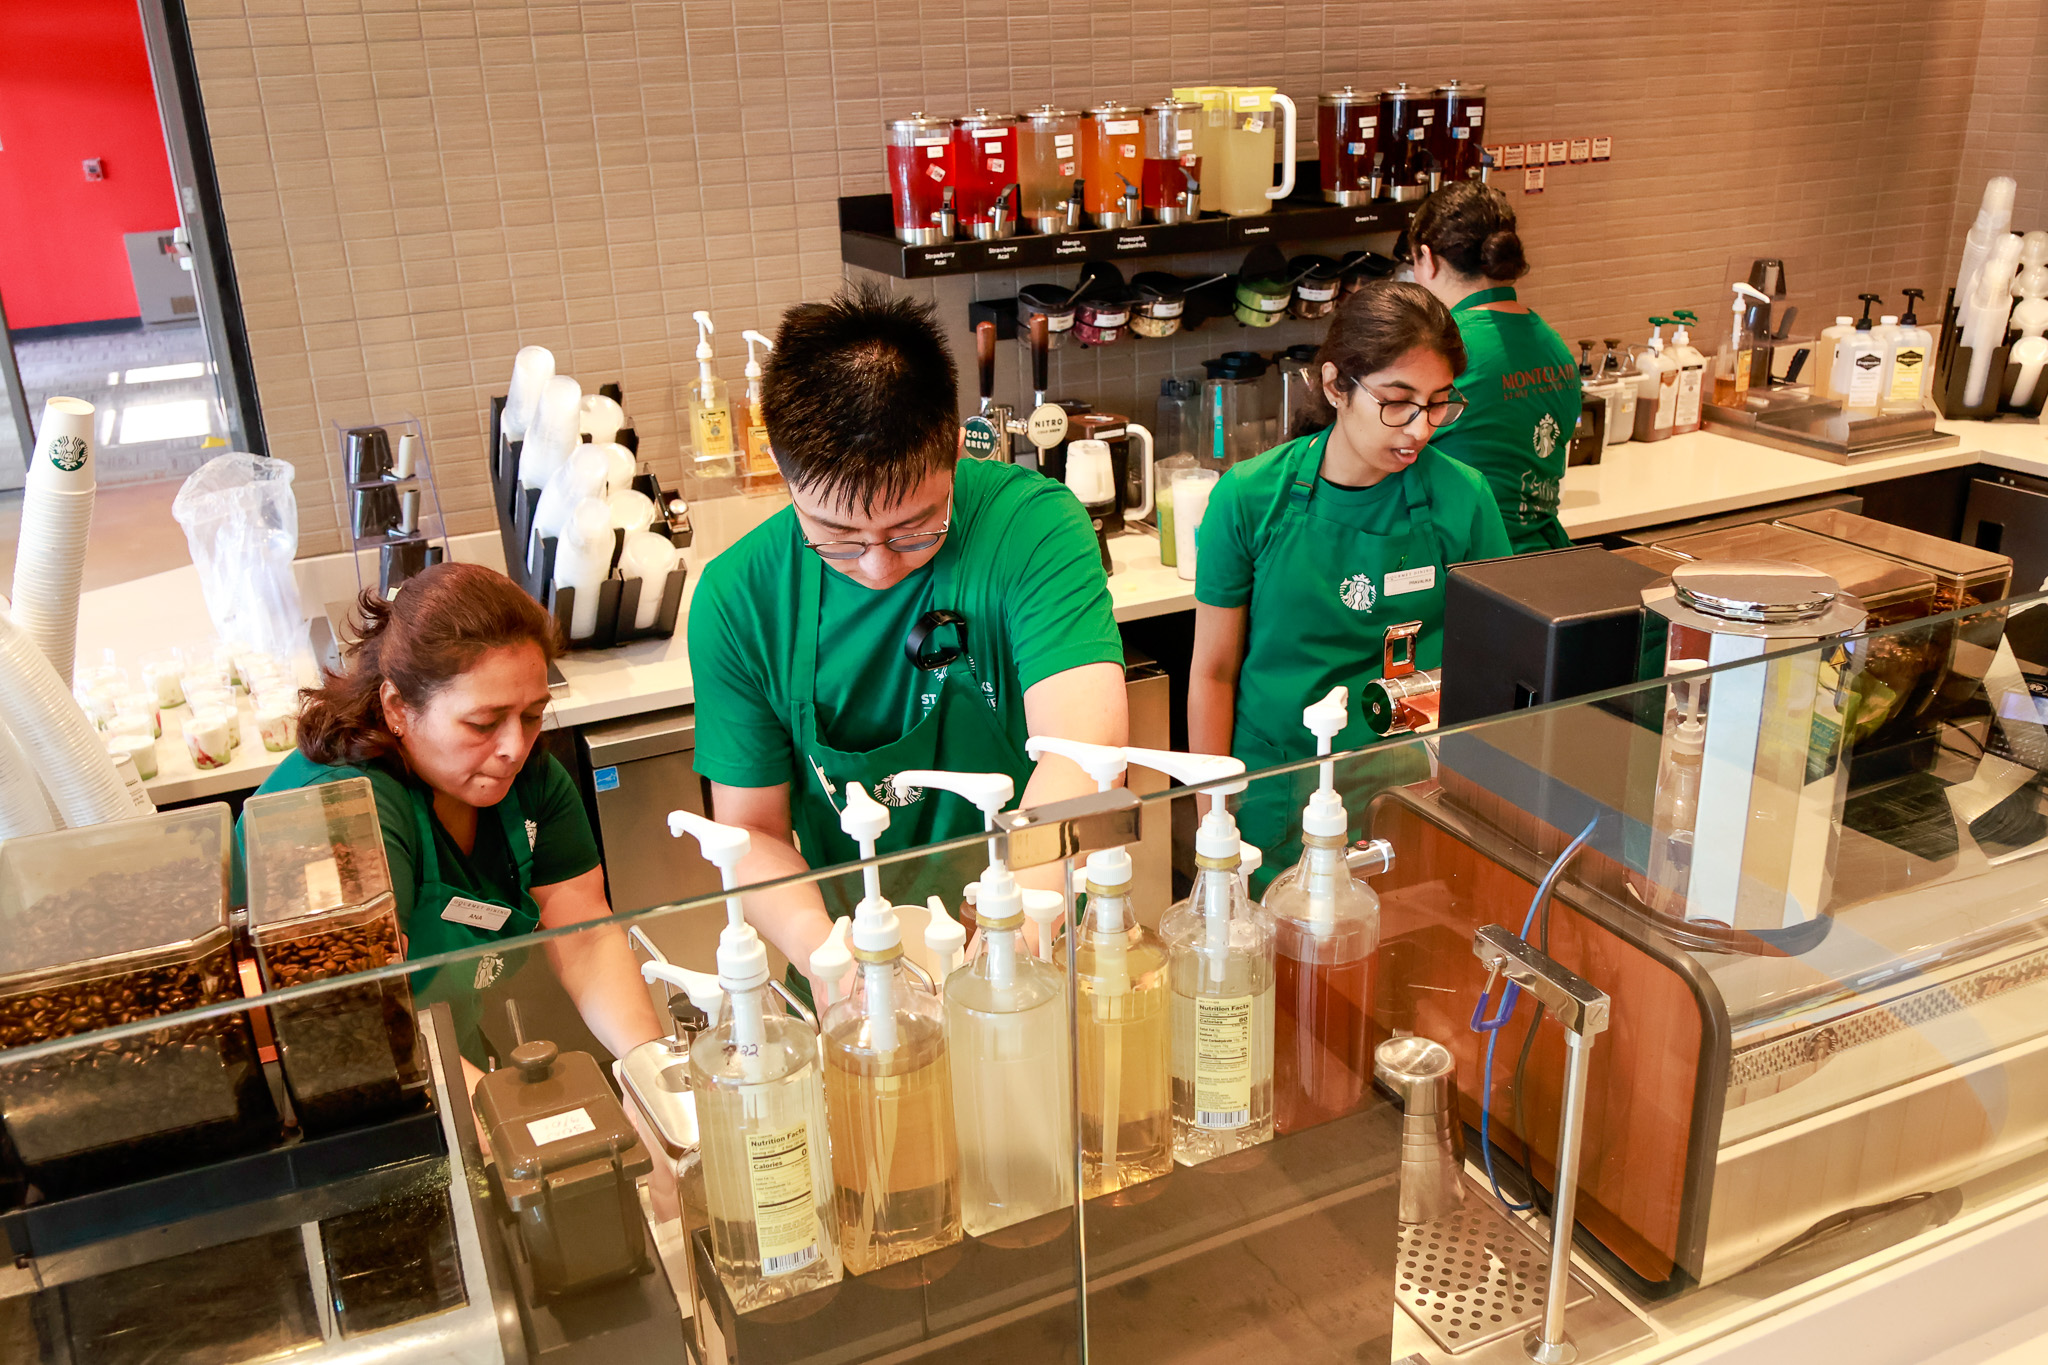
[0,480,192,594]
[3,322,224,487]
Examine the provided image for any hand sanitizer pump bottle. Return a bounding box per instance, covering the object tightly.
[1127,747,1278,1166]
[664,811,841,1309]
[821,786,962,1273]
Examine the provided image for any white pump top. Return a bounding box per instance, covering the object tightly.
[692,310,717,364]
[642,960,726,1022]
[891,769,1014,822]
[1085,845,1133,890]
[742,329,774,379]
[811,916,853,1004]
[1122,746,1247,860]
[1300,685,1350,838]
[1026,735,1128,791]
[1021,887,1066,958]
[667,809,767,992]
[838,784,898,953]
[925,894,966,974]
[1667,658,1708,759]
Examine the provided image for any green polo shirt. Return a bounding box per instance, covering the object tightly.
[1429,303,1581,553]
[234,749,600,929]
[689,456,1124,790]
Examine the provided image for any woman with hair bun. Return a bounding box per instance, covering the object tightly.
[1406,181,1580,552]
[236,562,666,1074]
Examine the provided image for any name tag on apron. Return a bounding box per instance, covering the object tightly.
[1384,565,1437,596]
[442,895,512,932]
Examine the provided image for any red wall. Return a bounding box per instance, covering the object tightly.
[0,0,180,329]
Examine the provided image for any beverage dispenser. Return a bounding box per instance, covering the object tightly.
[1378,83,1433,202]
[1317,86,1380,205]
[1428,80,1488,184]
[1017,105,1080,234]
[1142,98,1203,223]
[886,112,955,244]
[952,110,1020,239]
[1081,102,1146,228]
[1173,86,1227,214]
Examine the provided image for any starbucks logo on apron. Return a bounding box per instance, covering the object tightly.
[473,952,505,991]
[524,818,538,851]
[877,778,922,807]
[1339,572,1377,611]
[1533,412,1562,462]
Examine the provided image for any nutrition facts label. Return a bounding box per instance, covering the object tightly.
[1195,995,1253,1129]
[746,1125,821,1275]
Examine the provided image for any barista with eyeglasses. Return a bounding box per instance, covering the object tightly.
[1188,280,1510,889]
[687,285,1127,1002]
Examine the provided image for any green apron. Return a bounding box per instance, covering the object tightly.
[1456,285,1520,309]
[403,779,541,1064]
[1441,284,1575,553]
[787,547,1032,992]
[1231,429,1442,893]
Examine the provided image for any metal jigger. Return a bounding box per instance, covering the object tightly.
[1374,1037,1465,1225]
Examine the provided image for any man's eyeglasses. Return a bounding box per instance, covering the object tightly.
[1357,385,1467,428]
[800,497,953,561]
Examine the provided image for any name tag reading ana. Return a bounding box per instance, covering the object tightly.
[1384,566,1437,596]
[441,895,512,931]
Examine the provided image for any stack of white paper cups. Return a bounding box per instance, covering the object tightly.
[9,398,98,684]
[0,592,137,826]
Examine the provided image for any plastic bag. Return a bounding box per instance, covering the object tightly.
[172,453,307,661]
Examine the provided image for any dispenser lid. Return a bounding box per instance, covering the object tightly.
[1203,350,1269,380]
[473,1040,651,1210]
[1671,560,1838,622]
[1320,85,1372,103]
[956,109,1019,130]
[1086,102,1143,118]
[1380,82,1418,100]
[888,111,954,133]
[1021,104,1079,123]
[1433,80,1487,97]
[1146,98,1201,115]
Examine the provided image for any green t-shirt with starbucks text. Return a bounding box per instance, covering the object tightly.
[1429,302,1580,553]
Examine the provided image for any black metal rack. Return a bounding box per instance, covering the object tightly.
[839,169,1417,280]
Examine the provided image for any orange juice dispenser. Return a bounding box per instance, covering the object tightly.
[1378,83,1432,201]
[1428,80,1488,184]
[1142,98,1202,223]
[1081,102,1146,227]
[1018,106,1080,234]
[1210,86,1298,216]
[953,110,1020,239]
[886,112,955,243]
[1317,86,1380,205]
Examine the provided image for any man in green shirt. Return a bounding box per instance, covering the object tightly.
[689,286,1128,993]
[1406,182,1581,552]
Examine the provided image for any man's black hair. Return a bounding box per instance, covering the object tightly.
[762,282,959,515]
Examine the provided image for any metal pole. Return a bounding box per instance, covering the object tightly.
[0,289,34,471]
[1527,1028,1595,1365]
[1063,854,1089,1361]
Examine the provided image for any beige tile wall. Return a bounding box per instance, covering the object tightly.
[179,0,2018,557]
[1951,0,2048,295]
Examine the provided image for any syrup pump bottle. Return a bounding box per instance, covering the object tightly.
[893,767,1076,1237]
[1262,687,1396,1134]
[1643,660,1707,916]
[737,329,778,480]
[1126,747,1278,1166]
[688,310,737,476]
[821,785,962,1273]
[1027,736,1172,1196]
[658,811,841,1308]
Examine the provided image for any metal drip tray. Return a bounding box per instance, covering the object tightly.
[1397,1200,1594,1354]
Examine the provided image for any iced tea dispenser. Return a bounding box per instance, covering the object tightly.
[1018,106,1080,234]
[1081,102,1145,227]
[1428,80,1488,184]
[1318,86,1380,204]
[1378,83,1433,201]
[1143,98,1202,222]
[953,110,1020,239]
[886,112,955,244]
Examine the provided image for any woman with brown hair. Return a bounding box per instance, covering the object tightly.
[239,562,665,1071]
[1406,180,1580,552]
[1187,280,1510,889]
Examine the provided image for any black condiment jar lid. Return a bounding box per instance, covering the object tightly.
[1203,350,1269,380]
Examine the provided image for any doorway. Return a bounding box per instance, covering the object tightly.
[0,0,261,586]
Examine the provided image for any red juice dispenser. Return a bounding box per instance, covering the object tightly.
[1379,82,1433,202]
[1317,86,1380,205]
[1142,98,1202,223]
[886,112,955,244]
[1081,102,1145,228]
[1429,80,1488,184]
[953,110,1020,239]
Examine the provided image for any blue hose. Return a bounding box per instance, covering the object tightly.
[1469,815,1599,1213]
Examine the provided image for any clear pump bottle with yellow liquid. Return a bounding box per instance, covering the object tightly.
[661,811,841,1309]
[1262,688,1395,1134]
[821,785,962,1273]
[1129,747,1277,1166]
[689,310,737,477]
[1028,736,1172,1197]
[892,767,1076,1238]
[737,329,780,480]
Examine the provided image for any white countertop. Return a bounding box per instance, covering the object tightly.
[75,418,2048,803]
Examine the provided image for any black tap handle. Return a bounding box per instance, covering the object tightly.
[976,320,996,401]
[1029,314,1050,394]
